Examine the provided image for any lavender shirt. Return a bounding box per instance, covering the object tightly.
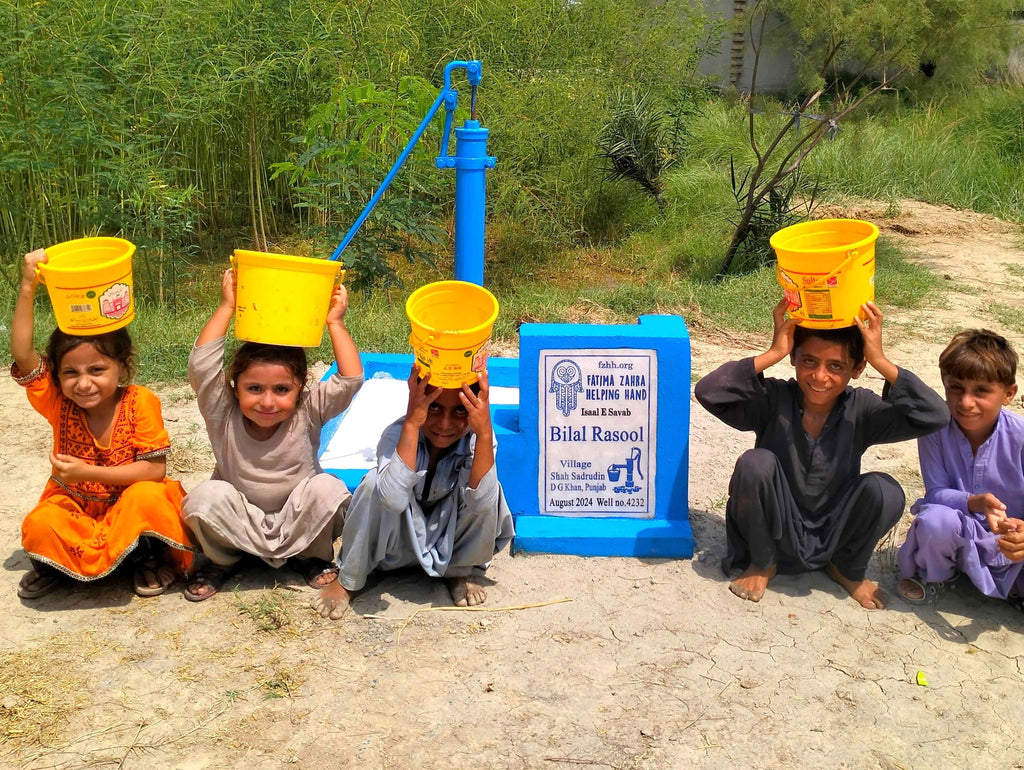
[914,408,1024,519]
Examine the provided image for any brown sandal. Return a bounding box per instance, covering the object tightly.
[134,558,174,597]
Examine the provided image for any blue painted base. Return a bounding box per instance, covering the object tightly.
[320,316,695,560]
[512,515,694,558]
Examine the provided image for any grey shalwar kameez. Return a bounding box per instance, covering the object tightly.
[182,336,363,568]
[338,419,515,592]
[695,357,948,580]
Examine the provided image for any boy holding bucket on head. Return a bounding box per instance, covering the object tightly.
[695,298,949,608]
[897,330,1024,609]
[314,280,514,619]
[314,366,515,618]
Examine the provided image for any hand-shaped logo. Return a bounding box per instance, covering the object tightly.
[549,359,583,417]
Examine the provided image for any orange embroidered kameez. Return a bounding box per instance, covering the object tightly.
[14,362,194,580]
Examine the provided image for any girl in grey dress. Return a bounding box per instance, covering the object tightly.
[182,269,364,601]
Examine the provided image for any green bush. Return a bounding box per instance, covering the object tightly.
[0,0,713,285]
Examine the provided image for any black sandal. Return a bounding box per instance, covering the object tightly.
[183,559,229,602]
[289,557,339,589]
[18,562,64,600]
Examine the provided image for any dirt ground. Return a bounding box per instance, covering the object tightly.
[2,200,1023,769]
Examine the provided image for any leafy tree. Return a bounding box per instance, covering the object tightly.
[717,0,1024,277]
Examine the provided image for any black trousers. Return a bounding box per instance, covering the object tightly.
[722,448,905,581]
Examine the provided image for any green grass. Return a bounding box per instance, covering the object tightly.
[989,303,1024,335]
[1003,263,1024,280]
[794,92,1024,221]
[873,238,947,310]
[7,83,1024,381]
[234,588,294,634]
[670,89,1024,229]
[0,226,952,384]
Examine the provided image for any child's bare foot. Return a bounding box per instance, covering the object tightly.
[311,579,351,620]
[827,563,887,609]
[448,575,487,607]
[729,564,777,602]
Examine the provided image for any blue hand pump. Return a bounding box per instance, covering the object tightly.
[329,60,496,286]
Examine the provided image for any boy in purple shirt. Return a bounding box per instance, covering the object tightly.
[897,330,1024,606]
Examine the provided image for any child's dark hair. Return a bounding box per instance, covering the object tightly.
[423,381,482,397]
[938,329,1017,387]
[45,327,134,386]
[793,324,865,366]
[227,342,308,395]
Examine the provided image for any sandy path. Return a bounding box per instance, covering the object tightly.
[1,200,1023,769]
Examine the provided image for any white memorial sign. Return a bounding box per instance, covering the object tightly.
[539,349,657,517]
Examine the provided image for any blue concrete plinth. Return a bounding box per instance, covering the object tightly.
[513,515,694,558]
[319,315,693,560]
[509,315,693,558]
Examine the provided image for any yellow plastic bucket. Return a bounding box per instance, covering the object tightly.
[771,218,879,329]
[38,237,136,335]
[406,280,499,387]
[233,250,343,347]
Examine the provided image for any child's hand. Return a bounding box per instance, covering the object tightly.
[969,492,1007,533]
[854,301,899,384]
[22,249,47,287]
[997,518,1024,562]
[768,297,798,358]
[325,284,349,326]
[49,453,96,484]
[752,298,800,374]
[195,267,238,346]
[405,365,442,428]
[219,268,237,309]
[460,370,492,438]
[854,301,884,360]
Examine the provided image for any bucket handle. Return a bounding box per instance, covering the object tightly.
[34,252,49,285]
[805,248,861,290]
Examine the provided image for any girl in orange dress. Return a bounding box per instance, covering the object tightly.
[11,248,194,599]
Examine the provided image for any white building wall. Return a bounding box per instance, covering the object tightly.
[698,0,797,94]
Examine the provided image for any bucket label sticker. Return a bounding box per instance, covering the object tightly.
[826,275,839,288]
[539,349,657,518]
[784,289,802,311]
[412,337,492,388]
[778,268,798,289]
[805,289,834,319]
[99,283,132,320]
[472,340,491,372]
